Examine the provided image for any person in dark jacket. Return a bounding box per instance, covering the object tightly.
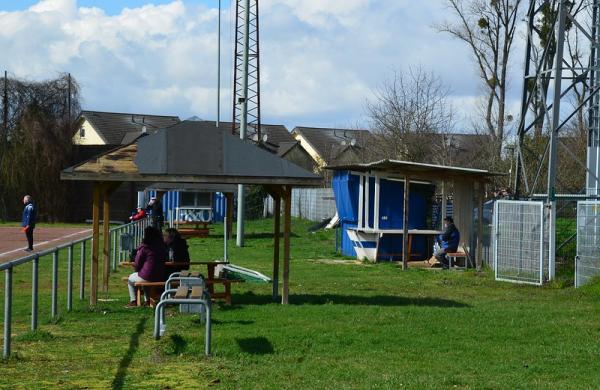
[126,226,166,307]
[22,195,37,252]
[435,216,460,269]
[164,228,190,273]
[147,197,164,230]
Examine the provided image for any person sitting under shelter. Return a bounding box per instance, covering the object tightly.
[435,216,460,270]
[126,226,166,307]
[129,206,146,221]
[164,228,190,273]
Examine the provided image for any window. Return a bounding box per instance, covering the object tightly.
[79,127,85,138]
[180,192,211,208]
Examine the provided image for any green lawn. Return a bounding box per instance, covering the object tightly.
[1,218,600,389]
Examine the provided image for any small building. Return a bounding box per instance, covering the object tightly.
[292,126,373,180]
[72,110,181,146]
[328,160,499,268]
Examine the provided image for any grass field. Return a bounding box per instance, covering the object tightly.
[1,218,600,389]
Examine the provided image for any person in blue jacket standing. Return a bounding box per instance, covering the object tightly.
[22,195,37,252]
[435,216,460,269]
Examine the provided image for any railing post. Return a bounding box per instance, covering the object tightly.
[31,255,39,331]
[3,267,13,360]
[80,240,86,300]
[67,244,73,312]
[112,230,117,270]
[51,250,58,318]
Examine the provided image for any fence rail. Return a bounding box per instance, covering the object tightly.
[2,217,149,359]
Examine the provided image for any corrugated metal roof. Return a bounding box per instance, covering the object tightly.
[81,110,181,145]
[327,159,503,178]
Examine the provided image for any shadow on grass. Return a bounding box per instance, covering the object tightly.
[111,317,147,390]
[229,292,470,308]
[236,337,274,355]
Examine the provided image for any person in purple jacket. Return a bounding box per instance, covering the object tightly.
[126,226,166,308]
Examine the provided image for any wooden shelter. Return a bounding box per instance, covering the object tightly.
[327,160,502,269]
[61,121,321,305]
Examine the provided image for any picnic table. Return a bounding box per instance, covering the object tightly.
[120,260,243,305]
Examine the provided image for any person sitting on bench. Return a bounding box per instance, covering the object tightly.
[164,228,190,273]
[126,226,166,308]
[435,216,460,270]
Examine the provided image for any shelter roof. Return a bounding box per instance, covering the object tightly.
[61,120,321,186]
[81,110,181,145]
[326,159,503,181]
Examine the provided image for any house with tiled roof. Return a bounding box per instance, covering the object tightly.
[72,110,181,146]
[291,126,374,169]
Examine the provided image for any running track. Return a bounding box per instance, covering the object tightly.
[0,227,92,263]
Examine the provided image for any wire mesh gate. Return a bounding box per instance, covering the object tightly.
[494,200,546,285]
[575,201,600,287]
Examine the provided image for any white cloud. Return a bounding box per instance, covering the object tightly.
[0,0,515,130]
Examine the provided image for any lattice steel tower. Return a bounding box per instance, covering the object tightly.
[514,0,600,199]
[232,0,261,141]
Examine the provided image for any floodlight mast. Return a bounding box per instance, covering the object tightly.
[233,0,261,247]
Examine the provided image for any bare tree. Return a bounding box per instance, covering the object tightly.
[367,67,456,164]
[437,0,524,153]
[0,73,80,221]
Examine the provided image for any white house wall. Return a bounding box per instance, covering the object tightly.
[72,119,106,145]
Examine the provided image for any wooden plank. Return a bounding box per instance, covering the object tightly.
[190,286,203,299]
[174,286,188,299]
[180,271,190,277]
[90,183,101,306]
[133,281,165,287]
[402,177,410,270]
[282,186,291,304]
[476,181,485,271]
[272,193,281,300]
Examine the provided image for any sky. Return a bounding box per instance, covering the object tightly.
[0,0,524,131]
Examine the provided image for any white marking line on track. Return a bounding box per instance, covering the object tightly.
[0,228,92,257]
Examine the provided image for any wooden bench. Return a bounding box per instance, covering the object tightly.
[178,222,213,238]
[134,281,165,307]
[447,252,469,269]
[205,278,244,305]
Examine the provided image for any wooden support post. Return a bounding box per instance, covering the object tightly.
[272,195,281,301]
[282,186,292,305]
[402,177,410,270]
[441,180,447,229]
[91,183,101,305]
[476,181,485,271]
[225,192,234,240]
[102,189,110,293]
[101,183,119,293]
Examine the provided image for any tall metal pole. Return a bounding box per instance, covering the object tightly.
[546,0,568,282]
[67,73,71,129]
[2,71,7,135]
[236,0,251,247]
[217,0,221,127]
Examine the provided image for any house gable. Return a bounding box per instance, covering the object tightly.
[72,118,108,145]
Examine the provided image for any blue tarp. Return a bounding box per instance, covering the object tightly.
[332,170,433,260]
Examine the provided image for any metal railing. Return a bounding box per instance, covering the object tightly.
[2,217,149,359]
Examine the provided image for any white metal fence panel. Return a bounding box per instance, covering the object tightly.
[576,201,600,287]
[494,200,545,285]
[265,188,337,221]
